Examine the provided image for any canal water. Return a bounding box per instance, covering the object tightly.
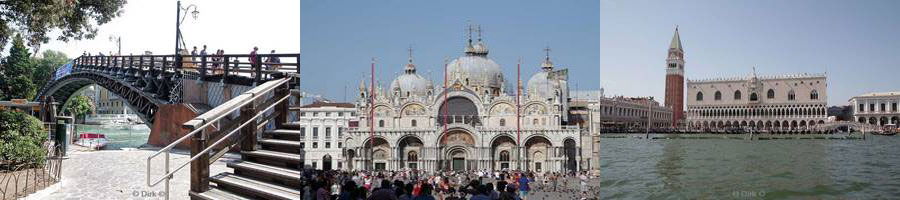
[591,135,900,199]
[73,124,150,150]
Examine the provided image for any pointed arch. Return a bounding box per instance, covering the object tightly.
[767,89,775,99]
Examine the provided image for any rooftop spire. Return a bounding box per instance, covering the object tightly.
[477,25,482,42]
[405,46,416,74]
[541,46,554,71]
[669,25,683,50]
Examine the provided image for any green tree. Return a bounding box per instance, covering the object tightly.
[32,50,69,89]
[0,109,48,167]
[0,0,127,49]
[64,95,92,124]
[0,35,35,100]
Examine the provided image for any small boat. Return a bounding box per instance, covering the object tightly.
[75,132,109,149]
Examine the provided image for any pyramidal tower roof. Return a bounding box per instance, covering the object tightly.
[669,26,683,50]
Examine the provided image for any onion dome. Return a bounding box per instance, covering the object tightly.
[528,47,557,98]
[390,47,432,97]
[448,24,503,94]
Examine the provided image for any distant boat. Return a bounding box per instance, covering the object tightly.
[75,132,109,149]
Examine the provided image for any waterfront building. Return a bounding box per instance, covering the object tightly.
[849,92,900,126]
[586,94,674,133]
[685,72,828,131]
[344,25,583,172]
[664,27,685,126]
[95,86,131,115]
[293,100,356,170]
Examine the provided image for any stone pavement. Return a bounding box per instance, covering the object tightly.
[26,148,234,200]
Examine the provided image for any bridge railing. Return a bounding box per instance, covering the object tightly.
[145,76,293,199]
[72,53,300,86]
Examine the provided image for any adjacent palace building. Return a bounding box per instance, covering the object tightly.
[849,92,900,126]
[344,25,583,172]
[685,72,828,131]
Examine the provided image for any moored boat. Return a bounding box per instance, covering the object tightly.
[75,132,109,149]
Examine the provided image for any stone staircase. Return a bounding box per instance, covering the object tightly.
[189,123,305,200]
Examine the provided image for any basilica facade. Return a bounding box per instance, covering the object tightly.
[343,26,582,172]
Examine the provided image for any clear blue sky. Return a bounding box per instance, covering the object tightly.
[301,0,899,106]
[300,0,601,101]
[601,0,900,106]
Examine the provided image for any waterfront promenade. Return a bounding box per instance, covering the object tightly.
[26,147,234,200]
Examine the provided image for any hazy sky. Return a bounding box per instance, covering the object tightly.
[601,0,900,106]
[42,0,300,58]
[38,0,900,107]
[300,0,601,101]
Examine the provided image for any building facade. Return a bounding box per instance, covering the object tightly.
[345,25,582,172]
[588,96,674,133]
[664,27,685,127]
[685,73,828,131]
[849,92,900,126]
[293,101,356,170]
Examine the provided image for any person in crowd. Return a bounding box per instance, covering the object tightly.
[518,172,531,200]
[191,46,198,62]
[368,179,397,200]
[413,183,435,200]
[249,46,259,77]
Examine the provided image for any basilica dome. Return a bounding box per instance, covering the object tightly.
[448,39,503,93]
[528,49,558,99]
[390,54,432,97]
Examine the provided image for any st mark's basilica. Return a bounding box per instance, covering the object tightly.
[344,25,584,172]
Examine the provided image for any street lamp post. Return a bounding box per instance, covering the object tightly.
[109,35,121,55]
[174,0,199,78]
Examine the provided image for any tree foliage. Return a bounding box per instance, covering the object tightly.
[32,50,69,89]
[0,0,127,49]
[0,35,35,100]
[65,95,92,120]
[0,109,47,166]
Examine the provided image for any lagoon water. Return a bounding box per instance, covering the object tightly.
[590,135,900,199]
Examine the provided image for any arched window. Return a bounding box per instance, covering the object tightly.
[696,92,704,101]
[378,120,385,127]
[788,90,796,101]
[810,90,819,100]
[411,120,417,127]
[499,151,510,161]
[714,91,722,100]
[734,90,742,100]
[750,93,758,101]
[767,89,775,99]
[499,119,506,127]
[533,119,539,125]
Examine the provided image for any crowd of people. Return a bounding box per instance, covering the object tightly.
[296,169,597,200]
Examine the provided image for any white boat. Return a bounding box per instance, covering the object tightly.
[74,133,109,149]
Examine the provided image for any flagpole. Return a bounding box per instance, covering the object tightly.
[369,57,375,171]
[516,57,522,171]
[442,57,449,171]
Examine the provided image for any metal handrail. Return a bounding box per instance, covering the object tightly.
[145,77,290,199]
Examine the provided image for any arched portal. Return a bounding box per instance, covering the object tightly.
[397,135,423,170]
[564,138,577,172]
[363,137,390,171]
[322,155,333,171]
[491,135,517,170]
[440,129,475,171]
[525,136,552,172]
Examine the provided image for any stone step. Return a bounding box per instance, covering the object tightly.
[265,129,302,137]
[210,172,301,200]
[189,186,253,200]
[242,150,302,165]
[227,160,302,185]
[259,138,302,148]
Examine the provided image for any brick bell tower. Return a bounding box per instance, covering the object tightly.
[665,26,685,127]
